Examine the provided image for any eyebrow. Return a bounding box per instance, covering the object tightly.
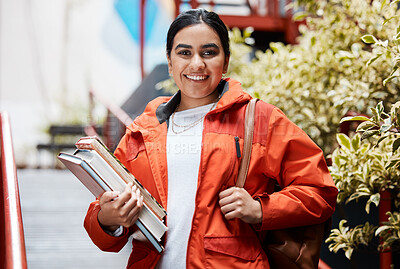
[175,44,191,50]
[202,43,219,49]
[174,43,220,50]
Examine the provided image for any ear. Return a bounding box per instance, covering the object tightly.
[167,54,172,75]
[223,55,230,73]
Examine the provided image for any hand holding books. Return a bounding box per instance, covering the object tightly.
[58,136,167,253]
[98,182,143,233]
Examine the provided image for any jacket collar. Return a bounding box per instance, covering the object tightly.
[127,77,251,132]
[155,79,230,124]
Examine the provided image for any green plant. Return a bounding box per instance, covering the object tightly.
[326,220,376,259]
[320,0,400,262]
[329,132,393,213]
[158,0,400,155]
[327,100,400,259]
[230,0,400,154]
[376,211,400,251]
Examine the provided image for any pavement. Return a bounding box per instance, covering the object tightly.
[18,168,131,269]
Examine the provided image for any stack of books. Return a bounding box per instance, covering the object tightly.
[58,136,167,253]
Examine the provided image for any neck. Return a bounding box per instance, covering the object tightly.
[176,91,219,112]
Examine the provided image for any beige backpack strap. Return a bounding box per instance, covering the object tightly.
[236,98,258,188]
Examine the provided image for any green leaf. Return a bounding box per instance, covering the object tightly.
[345,248,354,260]
[375,225,391,236]
[395,31,400,41]
[339,219,348,230]
[351,135,361,151]
[361,35,378,44]
[340,116,370,123]
[366,54,382,66]
[361,130,380,140]
[381,0,388,11]
[380,124,392,133]
[370,193,380,207]
[393,138,400,153]
[293,12,307,21]
[377,101,384,116]
[386,158,400,169]
[390,65,399,77]
[383,75,398,86]
[347,192,371,203]
[383,66,399,86]
[311,36,316,46]
[356,121,376,132]
[337,133,351,150]
[383,16,394,25]
[269,43,279,53]
[360,144,370,154]
[371,107,379,120]
[376,135,388,146]
[366,199,372,214]
[390,0,400,7]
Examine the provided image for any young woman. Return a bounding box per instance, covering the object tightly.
[84,9,338,269]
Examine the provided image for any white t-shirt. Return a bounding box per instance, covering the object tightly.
[156,103,215,269]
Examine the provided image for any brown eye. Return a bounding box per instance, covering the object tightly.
[203,50,217,57]
[178,50,191,56]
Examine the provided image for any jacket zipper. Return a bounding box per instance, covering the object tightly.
[234,136,241,158]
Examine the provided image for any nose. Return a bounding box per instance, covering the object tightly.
[190,54,205,71]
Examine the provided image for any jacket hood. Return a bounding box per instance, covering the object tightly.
[127,78,252,132]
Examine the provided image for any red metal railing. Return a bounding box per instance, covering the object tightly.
[379,190,392,269]
[0,112,28,269]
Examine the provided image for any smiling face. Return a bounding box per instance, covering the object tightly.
[167,22,230,110]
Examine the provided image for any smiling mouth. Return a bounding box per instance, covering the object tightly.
[185,75,209,81]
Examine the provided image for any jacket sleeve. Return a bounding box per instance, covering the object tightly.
[83,200,131,252]
[255,107,338,231]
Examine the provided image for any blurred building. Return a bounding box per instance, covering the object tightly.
[0,0,173,167]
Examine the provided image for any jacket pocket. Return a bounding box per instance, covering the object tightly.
[204,235,261,261]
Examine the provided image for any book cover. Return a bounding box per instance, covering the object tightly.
[75,136,166,220]
[58,152,110,197]
[58,149,166,253]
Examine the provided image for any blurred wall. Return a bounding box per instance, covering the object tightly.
[0,0,173,167]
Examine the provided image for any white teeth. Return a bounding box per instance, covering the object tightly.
[186,75,207,81]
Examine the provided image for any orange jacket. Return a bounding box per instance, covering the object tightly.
[84,78,338,268]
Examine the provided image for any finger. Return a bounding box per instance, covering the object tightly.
[223,210,240,220]
[138,193,144,207]
[135,188,143,207]
[99,191,120,204]
[115,184,135,206]
[219,187,235,199]
[123,182,134,195]
[126,204,142,226]
[121,191,140,214]
[121,199,143,227]
[220,202,237,215]
[124,185,140,208]
[219,191,240,207]
[132,184,137,193]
